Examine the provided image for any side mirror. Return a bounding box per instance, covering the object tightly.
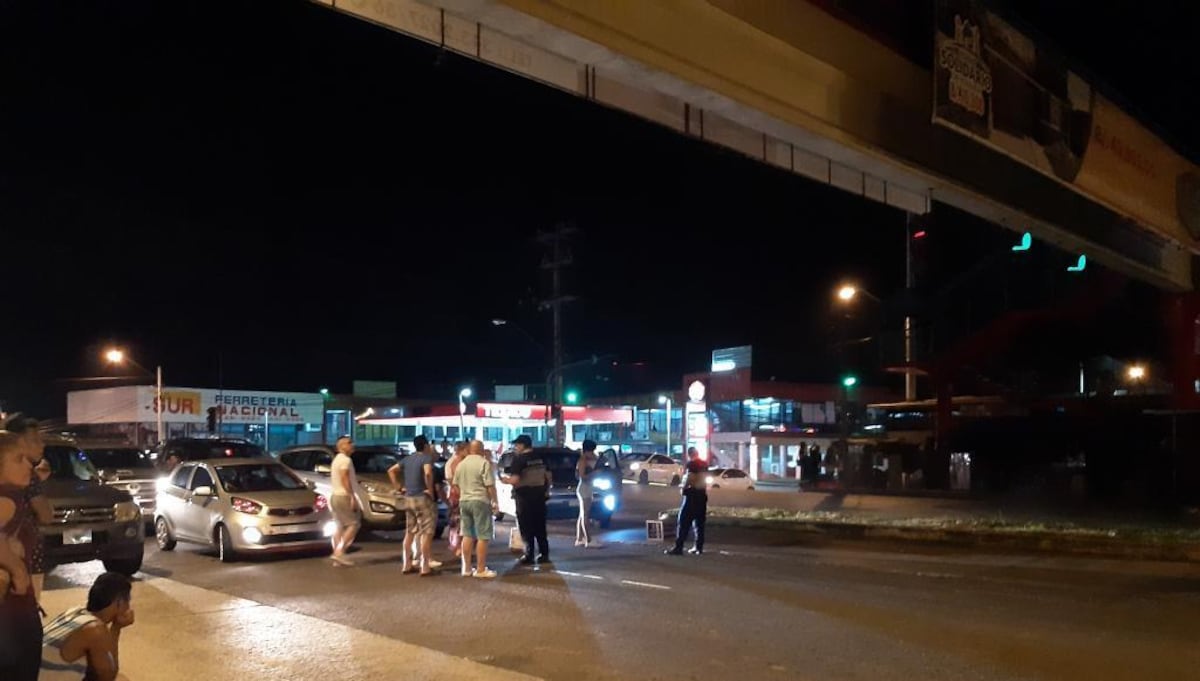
[192,486,214,497]
[304,479,316,491]
[314,464,332,476]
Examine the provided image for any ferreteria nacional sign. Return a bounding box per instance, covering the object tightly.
[933,0,1200,252]
[142,387,325,424]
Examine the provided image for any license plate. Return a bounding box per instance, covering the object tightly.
[63,529,92,545]
[269,525,311,535]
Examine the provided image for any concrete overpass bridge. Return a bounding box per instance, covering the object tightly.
[313,0,1200,410]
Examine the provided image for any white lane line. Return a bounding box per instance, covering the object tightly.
[621,579,672,590]
[555,570,604,580]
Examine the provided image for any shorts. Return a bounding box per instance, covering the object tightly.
[458,499,494,540]
[404,494,436,538]
[330,494,360,529]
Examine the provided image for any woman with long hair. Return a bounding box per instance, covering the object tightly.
[575,439,601,547]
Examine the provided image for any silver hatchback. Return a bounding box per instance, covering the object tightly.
[154,458,335,562]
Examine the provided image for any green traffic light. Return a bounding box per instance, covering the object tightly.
[565,391,579,404]
[1067,254,1087,272]
[1012,232,1032,252]
[841,376,858,388]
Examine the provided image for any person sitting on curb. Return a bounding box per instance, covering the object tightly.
[41,572,135,681]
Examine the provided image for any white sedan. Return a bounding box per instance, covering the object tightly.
[706,468,754,491]
[624,454,683,486]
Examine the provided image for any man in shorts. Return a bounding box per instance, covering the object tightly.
[452,440,498,578]
[328,436,361,566]
[390,435,438,575]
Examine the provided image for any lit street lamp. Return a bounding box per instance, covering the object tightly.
[458,387,472,439]
[104,348,164,445]
[658,394,672,456]
[1126,365,1146,382]
[836,284,880,304]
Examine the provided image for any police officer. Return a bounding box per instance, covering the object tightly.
[502,435,552,565]
[665,447,708,556]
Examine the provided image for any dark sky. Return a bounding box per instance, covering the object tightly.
[0,0,1195,416]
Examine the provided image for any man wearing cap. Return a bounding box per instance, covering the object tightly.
[501,435,551,565]
[665,447,708,556]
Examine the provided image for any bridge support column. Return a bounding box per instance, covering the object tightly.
[1167,292,1200,410]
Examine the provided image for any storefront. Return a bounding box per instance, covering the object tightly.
[67,385,326,451]
[357,401,634,451]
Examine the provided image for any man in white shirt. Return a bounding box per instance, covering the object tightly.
[451,440,499,578]
[329,436,361,566]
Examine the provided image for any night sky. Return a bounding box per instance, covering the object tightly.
[0,0,1196,417]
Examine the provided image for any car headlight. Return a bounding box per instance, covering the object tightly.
[369,501,396,513]
[630,463,640,471]
[113,501,141,523]
[602,494,616,511]
[705,476,714,485]
[242,526,264,544]
[322,521,337,538]
[593,477,612,491]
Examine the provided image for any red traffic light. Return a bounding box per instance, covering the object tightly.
[912,230,927,239]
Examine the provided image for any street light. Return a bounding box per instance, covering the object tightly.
[104,347,164,445]
[835,284,881,304]
[658,394,672,456]
[458,387,472,438]
[1127,365,1146,382]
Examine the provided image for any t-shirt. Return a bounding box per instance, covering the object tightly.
[330,453,358,497]
[401,452,433,498]
[452,455,495,504]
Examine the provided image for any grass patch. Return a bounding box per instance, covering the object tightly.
[658,506,1200,543]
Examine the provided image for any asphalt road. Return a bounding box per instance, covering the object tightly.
[46,485,1200,681]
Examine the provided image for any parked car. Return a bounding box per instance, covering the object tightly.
[40,438,146,576]
[275,444,446,537]
[706,468,754,490]
[152,437,267,472]
[80,445,158,524]
[153,458,335,563]
[623,453,683,486]
[496,447,622,528]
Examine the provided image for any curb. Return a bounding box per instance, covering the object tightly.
[664,516,1200,563]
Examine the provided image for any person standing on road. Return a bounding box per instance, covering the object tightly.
[391,435,439,576]
[0,430,39,681]
[41,571,135,681]
[329,436,361,567]
[502,434,551,565]
[446,441,469,559]
[665,447,708,556]
[575,439,599,548]
[452,440,499,578]
[3,414,50,600]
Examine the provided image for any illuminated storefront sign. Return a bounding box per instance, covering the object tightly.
[685,381,710,461]
[68,386,325,425]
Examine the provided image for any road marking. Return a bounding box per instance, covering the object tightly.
[621,579,671,590]
[556,570,604,580]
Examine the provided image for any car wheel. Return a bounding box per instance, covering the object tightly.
[638,471,649,485]
[102,556,143,576]
[155,517,177,551]
[217,525,236,563]
[669,475,681,487]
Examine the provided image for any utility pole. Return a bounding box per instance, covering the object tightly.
[537,222,577,445]
[904,213,916,402]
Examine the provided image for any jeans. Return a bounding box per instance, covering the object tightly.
[673,489,707,552]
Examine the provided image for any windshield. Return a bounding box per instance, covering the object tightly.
[351,450,399,474]
[214,464,306,493]
[84,448,150,469]
[43,445,100,482]
[541,450,581,486]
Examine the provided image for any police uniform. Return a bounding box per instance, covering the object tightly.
[509,450,551,563]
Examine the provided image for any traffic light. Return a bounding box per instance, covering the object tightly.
[206,407,218,433]
[1067,254,1087,272]
[1012,232,1032,251]
[841,375,858,388]
[565,390,580,405]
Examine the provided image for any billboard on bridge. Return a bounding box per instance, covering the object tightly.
[933,0,1200,252]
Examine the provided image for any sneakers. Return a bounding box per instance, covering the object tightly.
[461,568,475,577]
[428,560,444,569]
[537,554,552,564]
[687,547,703,555]
[473,568,497,579]
[663,548,683,556]
[517,556,535,565]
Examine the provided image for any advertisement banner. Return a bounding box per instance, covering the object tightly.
[138,387,325,425]
[933,0,1200,250]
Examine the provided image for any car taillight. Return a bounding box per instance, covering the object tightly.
[314,495,328,512]
[231,497,263,515]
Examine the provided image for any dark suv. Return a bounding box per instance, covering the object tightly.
[496,447,623,528]
[40,439,145,576]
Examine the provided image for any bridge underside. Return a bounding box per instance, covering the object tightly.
[318,0,1193,292]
